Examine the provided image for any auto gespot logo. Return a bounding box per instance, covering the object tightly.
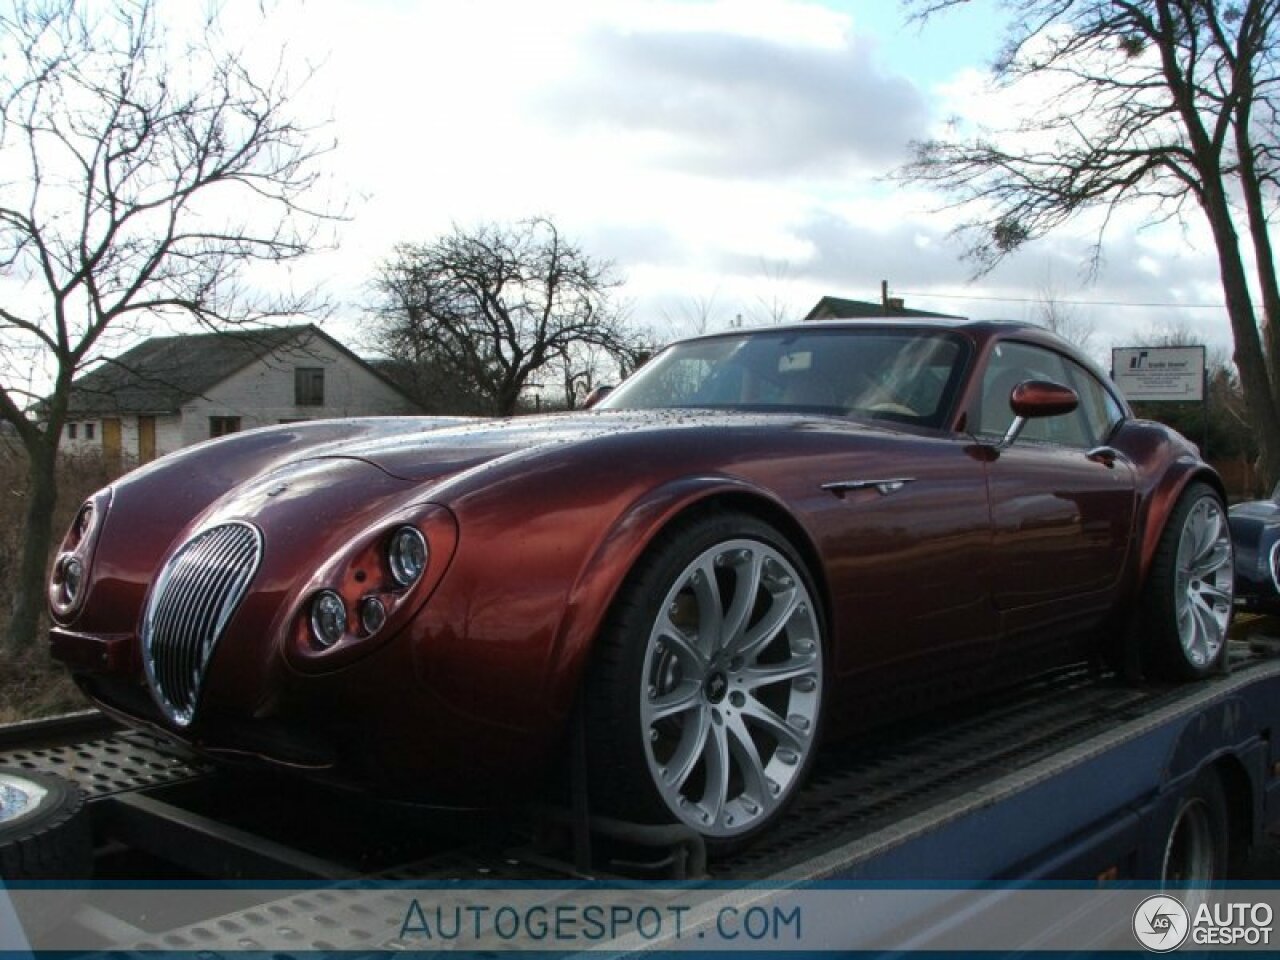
[1134,895,1274,951]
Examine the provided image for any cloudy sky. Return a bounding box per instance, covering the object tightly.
[227,0,1236,365]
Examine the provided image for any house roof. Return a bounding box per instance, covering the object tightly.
[66,324,417,415]
[802,295,963,323]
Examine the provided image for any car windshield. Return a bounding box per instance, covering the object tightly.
[599,327,967,428]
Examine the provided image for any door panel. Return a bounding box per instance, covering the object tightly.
[102,418,121,471]
[138,416,156,463]
[972,339,1138,636]
[987,444,1136,611]
[790,434,995,680]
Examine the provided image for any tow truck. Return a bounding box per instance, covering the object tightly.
[4,628,1280,952]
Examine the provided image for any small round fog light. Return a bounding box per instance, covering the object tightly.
[310,590,347,648]
[388,527,428,587]
[61,556,84,605]
[360,596,387,635]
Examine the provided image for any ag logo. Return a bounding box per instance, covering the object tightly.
[1133,895,1190,952]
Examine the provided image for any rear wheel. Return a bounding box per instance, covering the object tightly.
[1161,770,1228,886]
[586,510,825,849]
[1142,483,1233,681]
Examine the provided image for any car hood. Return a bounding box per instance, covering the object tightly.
[1230,498,1280,522]
[312,409,892,485]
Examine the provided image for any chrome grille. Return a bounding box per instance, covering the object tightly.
[141,522,262,727]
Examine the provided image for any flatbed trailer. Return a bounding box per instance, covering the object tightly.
[5,637,1280,951]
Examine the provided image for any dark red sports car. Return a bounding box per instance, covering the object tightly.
[48,320,1231,845]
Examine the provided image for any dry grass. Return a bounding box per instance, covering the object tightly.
[0,644,87,723]
[0,445,115,722]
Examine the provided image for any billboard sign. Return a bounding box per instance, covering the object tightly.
[1111,346,1206,402]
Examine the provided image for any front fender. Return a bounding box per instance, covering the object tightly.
[544,474,808,715]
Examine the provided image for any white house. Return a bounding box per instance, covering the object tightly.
[62,325,422,465]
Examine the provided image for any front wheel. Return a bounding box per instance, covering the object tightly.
[586,510,825,848]
[1142,483,1234,681]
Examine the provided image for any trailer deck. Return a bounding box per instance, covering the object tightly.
[5,640,1280,951]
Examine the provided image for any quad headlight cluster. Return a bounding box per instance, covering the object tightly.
[48,493,109,622]
[306,525,431,650]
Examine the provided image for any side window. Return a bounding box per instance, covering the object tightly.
[1064,361,1125,446]
[976,342,1091,447]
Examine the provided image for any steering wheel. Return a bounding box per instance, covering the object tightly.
[864,401,919,417]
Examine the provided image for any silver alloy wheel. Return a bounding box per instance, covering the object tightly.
[1174,496,1233,669]
[640,538,822,838]
[0,772,48,826]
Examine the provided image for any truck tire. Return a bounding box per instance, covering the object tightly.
[1161,769,1228,886]
[0,768,92,879]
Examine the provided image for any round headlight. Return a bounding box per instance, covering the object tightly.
[60,555,84,606]
[360,596,387,635]
[310,590,347,648]
[388,527,428,587]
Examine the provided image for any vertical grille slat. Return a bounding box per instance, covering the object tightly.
[154,529,225,709]
[174,529,234,701]
[214,540,260,650]
[183,534,252,689]
[141,523,263,727]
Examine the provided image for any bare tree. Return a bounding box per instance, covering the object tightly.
[1029,277,1098,354]
[660,291,726,339]
[372,217,643,416]
[748,258,798,326]
[0,0,336,651]
[371,350,493,416]
[544,340,602,411]
[899,0,1280,483]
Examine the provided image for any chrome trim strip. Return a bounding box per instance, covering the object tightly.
[821,478,916,497]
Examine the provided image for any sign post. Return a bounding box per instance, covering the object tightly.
[1111,345,1208,453]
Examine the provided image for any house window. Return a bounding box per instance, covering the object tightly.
[209,416,241,438]
[67,423,78,440]
[295,367,325,406]
[85,423,96,440]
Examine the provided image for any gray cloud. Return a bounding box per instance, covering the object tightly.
[771,212,1223,307]
[578,221,688,269]
[706,211,1233,355]
[713,211,969,290]
[539,28,928,177]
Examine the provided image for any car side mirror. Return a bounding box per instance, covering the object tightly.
[999,380,1078,448]
[584,385,614,409]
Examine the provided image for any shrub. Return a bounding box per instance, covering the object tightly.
[0,445,114,720]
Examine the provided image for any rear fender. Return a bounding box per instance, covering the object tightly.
[1137,461,1227,586]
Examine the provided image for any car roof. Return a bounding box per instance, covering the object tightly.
[676,318,1055,344]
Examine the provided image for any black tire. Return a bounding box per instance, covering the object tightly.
[584,508,826,852]
[1161,769,1229,887]
[1141,482,1234,681]
[0,767,92,880]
